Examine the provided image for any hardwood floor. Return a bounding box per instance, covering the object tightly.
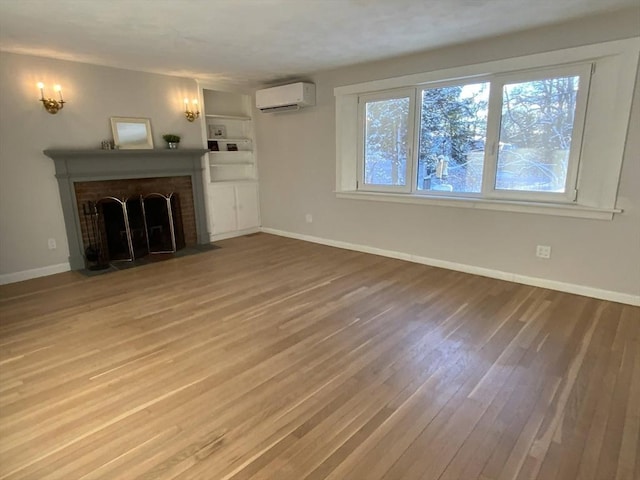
[0,233,638,480]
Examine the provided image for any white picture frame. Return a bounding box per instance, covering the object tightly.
[208,124,226,139]
[110,117,154,149]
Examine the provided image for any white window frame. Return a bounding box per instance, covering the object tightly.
[357,63,593,203]
[357,66,591,202]
[334,38,640,220]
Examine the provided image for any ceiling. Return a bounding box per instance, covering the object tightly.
[0,0,635,88]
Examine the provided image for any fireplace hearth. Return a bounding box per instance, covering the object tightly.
[44,148,209,270]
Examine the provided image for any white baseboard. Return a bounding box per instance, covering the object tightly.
[0,263,71,286]
[261,227,640,306]
[210,227,261,242]
[3,231,637,306]
[0,227,262,286]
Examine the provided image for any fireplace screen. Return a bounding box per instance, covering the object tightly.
[82,192,185,268]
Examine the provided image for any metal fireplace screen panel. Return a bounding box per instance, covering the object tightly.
[83,192,184,266]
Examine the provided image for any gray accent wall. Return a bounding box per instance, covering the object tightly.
[254,9,640,298]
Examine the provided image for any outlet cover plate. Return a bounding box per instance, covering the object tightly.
[536,245,551,259]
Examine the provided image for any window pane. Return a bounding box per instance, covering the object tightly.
[417,82,489,193]
[364,97,410,186]
[496,76,580,192]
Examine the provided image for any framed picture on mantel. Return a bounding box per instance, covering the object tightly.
[110,117,154,149]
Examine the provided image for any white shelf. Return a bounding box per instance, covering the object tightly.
[205,114,251,121]
[207,137,251,142]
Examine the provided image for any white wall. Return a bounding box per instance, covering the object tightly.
[0,52,203,280]
[254,9,640,300]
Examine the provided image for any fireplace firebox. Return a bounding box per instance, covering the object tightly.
[82,192,186,267]
[74,176,194,268]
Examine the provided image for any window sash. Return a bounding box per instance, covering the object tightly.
[358,89,416,193]
[483,64,592,203]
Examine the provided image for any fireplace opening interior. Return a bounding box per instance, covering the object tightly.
[85,193,186,267]
[74,177,195,269]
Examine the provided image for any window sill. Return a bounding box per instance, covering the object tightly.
[336,191,620,220]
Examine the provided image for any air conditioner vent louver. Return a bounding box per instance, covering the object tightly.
[259,105,300,113]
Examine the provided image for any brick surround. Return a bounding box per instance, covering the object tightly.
[74,176,197,254]
[43,148,209,270]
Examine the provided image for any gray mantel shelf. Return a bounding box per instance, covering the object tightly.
[44,148,210,270]
[44,148,208,158]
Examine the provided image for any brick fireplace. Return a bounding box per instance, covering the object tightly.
[44,148,209,270]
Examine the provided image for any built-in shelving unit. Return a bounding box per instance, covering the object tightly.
[200,88,260,240]
[202,94,256,183]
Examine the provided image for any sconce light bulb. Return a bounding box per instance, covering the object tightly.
[37,82,44,89]
[192,99,198,105]
[54,84,61,92]
[184,98,189,105]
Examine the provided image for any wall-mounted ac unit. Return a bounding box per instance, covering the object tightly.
[255,82,316,113]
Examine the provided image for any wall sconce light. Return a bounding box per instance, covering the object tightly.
[37,82,65,114]
[184,98,200,122]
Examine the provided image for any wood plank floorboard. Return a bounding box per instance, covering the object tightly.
[0,233,638,480]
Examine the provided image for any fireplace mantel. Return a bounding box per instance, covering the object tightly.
[44,148,209,270]
[44,148,208,158]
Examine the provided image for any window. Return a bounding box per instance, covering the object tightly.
[357,66,590,202]
[336,39,639,219]
[487,65,590,203]
[360,90,414,191]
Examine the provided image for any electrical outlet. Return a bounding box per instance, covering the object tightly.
[536,245,551,259]
[305,214,313,223]
[48,238,57,250]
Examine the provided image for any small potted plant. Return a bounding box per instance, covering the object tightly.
[162,134,181,149]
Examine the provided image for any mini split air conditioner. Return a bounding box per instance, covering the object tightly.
[255,82,316,113]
